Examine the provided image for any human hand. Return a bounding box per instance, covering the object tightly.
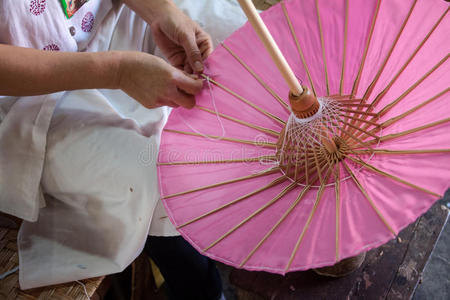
[118,51,203,109]
[148,1,213,73]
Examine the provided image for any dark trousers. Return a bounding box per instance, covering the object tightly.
[144,236,222,300]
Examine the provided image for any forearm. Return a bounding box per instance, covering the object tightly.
[123,0,175,24]
[0,45,120,96]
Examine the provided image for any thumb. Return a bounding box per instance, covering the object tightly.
[180,32,204,73]
[172,69,203,95]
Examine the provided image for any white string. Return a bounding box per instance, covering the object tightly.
[180,75,226,141]
[0,266,18,280]
[276,97,382,187]
[76,280,90,300]
[284,98,340,150]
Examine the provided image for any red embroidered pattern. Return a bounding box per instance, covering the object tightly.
[43,44,60,51]
[29,0,46,16]
[81,12,94,32]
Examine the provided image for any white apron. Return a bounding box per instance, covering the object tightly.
[0,0,246,289]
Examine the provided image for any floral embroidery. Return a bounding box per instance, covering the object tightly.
[29,0,46,16]
[81,12,94,32]
[43,44,60,51]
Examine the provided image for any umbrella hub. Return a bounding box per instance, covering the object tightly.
[276,96,353,185]
[289,86,320,119]
[322,136,350,162]
[276,134,349,185]
[322,135,339,154]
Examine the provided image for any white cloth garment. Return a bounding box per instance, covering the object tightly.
[0,0,119,221]
[0,0,247,289]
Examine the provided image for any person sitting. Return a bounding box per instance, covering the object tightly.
[0,0,246,298]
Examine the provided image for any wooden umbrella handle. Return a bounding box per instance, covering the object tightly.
[237,0,303,96]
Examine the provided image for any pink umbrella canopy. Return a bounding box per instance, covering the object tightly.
[157,0,450,274]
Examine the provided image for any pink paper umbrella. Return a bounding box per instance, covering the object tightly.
[157,0,450,274]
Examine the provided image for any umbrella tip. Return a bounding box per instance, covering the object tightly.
[289,86,320,119]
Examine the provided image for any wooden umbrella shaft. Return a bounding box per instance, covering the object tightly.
[237,0,303,96]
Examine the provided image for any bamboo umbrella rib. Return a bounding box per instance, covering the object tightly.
[304,143,309,184]
[339,103,371,108]
[278,134,289,164]
[293,143,323,152]
[337,113,380,127]
[352,149,450,155]
[350,0,381,98]
[354,55,449,139]
[376,57,449,118]
[312,147,323,185]
[337,99,366,103]
[163,129,277,148]
[283,136,293,176]
[365,117,450,145]
[289,157,327,186]
[341,161,397,236]
[286,153,312,177]
[285,166,334,272]
[354,87,449,141]
[285,155,325,179]
[334,122,373,150]
[345,155,442,198]
[379,88,450,129]
[283,154,327,187]
[239,166,329,268]
[338,119,379,139]
[279,149,321,173]
[281,2,317,96]
[177,175,287,229]
[339,108,378,117]
[285,156,292,178]
[314,159,328,184]
[279,151,313,162]
[323,150,334,171]
[221,43,290,111]
[202,75,285,125]
[334,162,341,262]
[294,146,324,162]
[203,182,298,251]
[239,184,312,267]
[294,151,300,181]
[367,8,449,111]
[332,94,354,100]
[315,0,330,96]
[279,139,320,159]
[196,105,280,137]
[361,0,418,101]
[349,9,448,136]
[340,0,349,95]
[158,155,277,166]
[337,99,369,133]
[162,167,280,199]
[336,117,353,141]
[339,138,365,160]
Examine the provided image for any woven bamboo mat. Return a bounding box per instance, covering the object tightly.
[0,216,104,300]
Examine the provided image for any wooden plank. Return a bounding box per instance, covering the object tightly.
[387,200,449,300]
[230,201,448,299]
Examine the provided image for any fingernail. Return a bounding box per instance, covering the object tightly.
[194,61,203,72]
